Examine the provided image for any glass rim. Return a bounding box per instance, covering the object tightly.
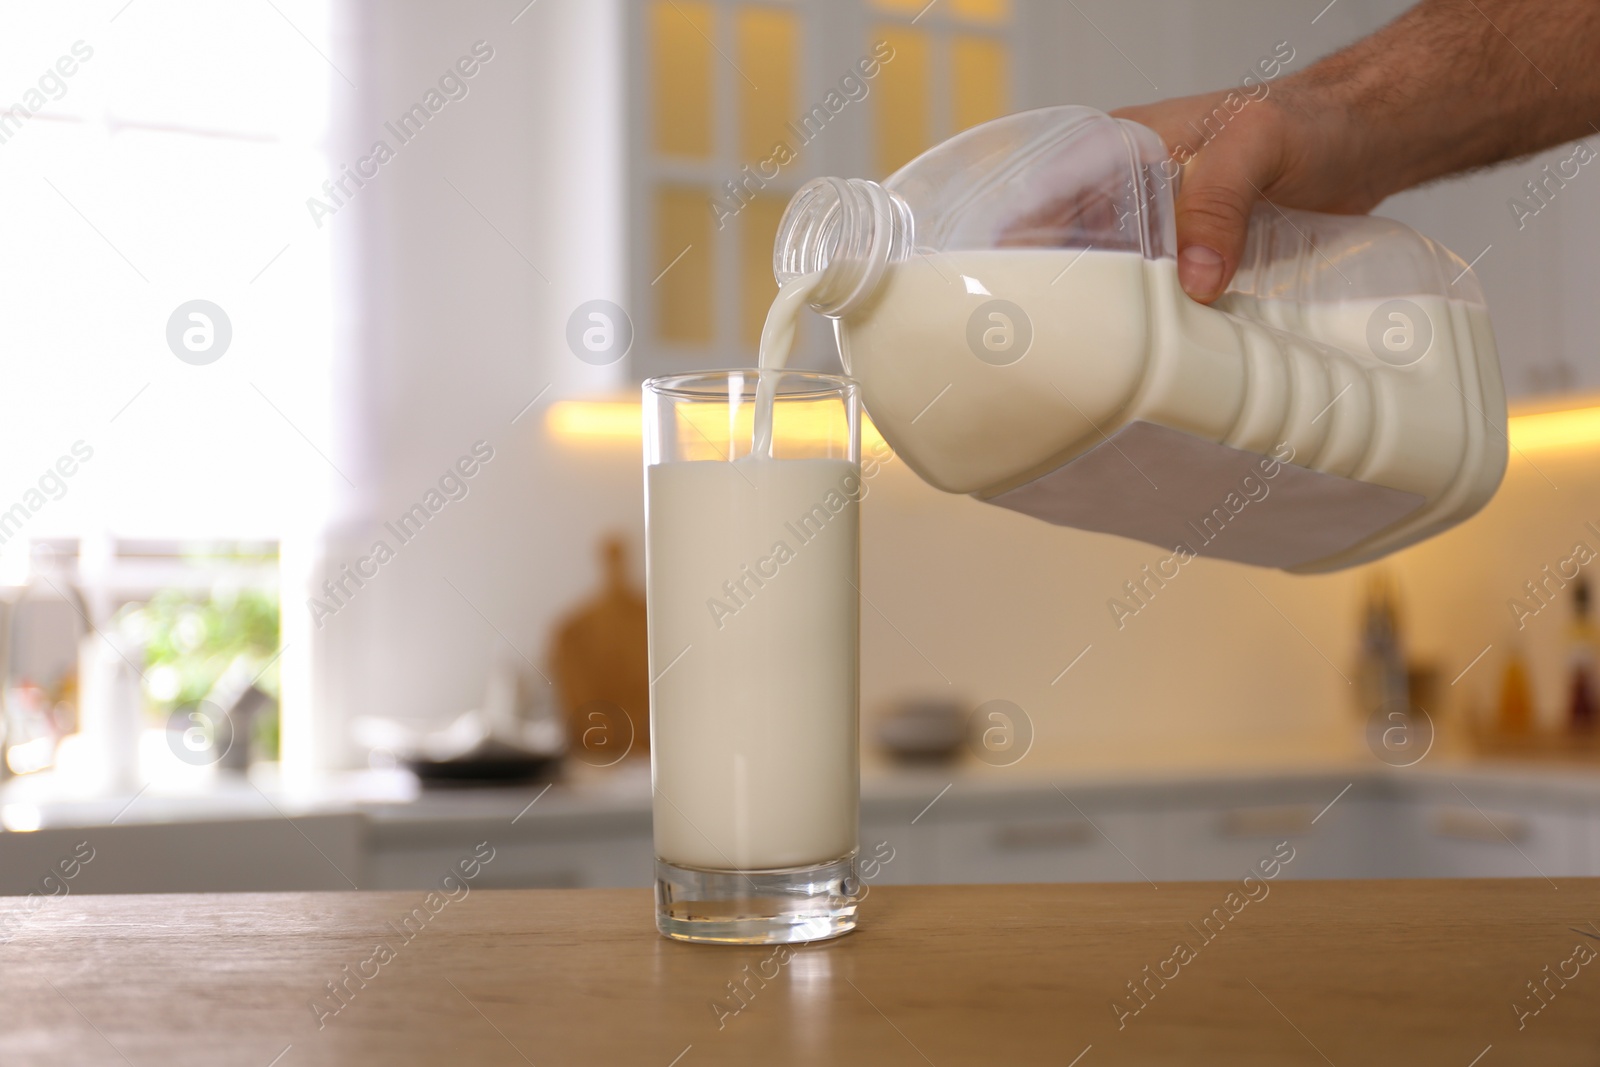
[642,368,857,401]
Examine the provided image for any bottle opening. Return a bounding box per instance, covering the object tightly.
[773,177,913,317]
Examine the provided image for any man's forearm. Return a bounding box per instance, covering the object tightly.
[1110,0,1600,300]
[1280,0,1600,202]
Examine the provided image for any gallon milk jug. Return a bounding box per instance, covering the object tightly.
[762,105,1507,573]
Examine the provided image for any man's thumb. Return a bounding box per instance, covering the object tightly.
[1172,158,1258,304]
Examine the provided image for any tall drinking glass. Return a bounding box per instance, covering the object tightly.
[643,370,862,944]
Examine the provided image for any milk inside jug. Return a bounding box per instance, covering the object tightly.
[759,105,1508,573]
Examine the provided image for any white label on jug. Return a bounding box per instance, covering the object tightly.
[985,421,1425,570]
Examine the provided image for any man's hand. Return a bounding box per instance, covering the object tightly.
[1108,0,1600,303]
[1113,89,1376,303]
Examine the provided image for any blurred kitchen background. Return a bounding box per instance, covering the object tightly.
[3,0,1600,896]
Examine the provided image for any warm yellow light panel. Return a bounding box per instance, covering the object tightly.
[651,0,714,158]
[952,34,1008,132]
[1508,404,1600,452]
[548,399,889,456]
[548,400,642,441]
[655,186,714,344]
[740,194,789,347]
[950,0,1011,23]
[736,6,798,162]
[869,0,1010,21]
[873,25,931,176]
[560,400,1600,458]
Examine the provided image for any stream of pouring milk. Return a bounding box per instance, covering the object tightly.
[649,270,859,872]
[749,272,821,457]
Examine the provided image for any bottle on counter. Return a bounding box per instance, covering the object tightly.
[1356,571,1408,719]
[1566,577,1597,733]
[1497,641,1535,736]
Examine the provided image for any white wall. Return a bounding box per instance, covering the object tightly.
[1389,431,1600,735]
[852,455,1368,768]
[303,0,632,771]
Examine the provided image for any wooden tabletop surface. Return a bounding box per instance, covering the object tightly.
[4,879,1598,1065]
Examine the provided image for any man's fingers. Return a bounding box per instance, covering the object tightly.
[1114,94,1291,303]
[1171,169,1258,303]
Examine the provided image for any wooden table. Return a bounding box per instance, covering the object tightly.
[4,880,1597,1064]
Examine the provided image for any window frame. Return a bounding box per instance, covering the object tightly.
[624,0,1040,379]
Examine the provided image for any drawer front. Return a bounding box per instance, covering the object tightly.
[1585,805,1600,877]
[1157,796,1382,881]
[1159,807,1306,882]
[1393,801,1587,878]
[856,819,937,887]
[368,835,654,890]
[934,812,1160,884]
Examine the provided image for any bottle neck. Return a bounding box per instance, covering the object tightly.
[773,177,914,317]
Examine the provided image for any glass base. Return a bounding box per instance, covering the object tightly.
[655,854,860,945]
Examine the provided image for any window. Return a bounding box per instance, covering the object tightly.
[869,0,1012,174]
[0,2,337,541]
[0,2,338,788]
[627,0,1022,377]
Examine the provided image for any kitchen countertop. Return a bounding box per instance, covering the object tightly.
[6,753,1599,834]
[5,880,1597,1064]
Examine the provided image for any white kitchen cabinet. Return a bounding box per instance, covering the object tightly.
[1154,797,1381,882]
[349,770,1600,891]
[1381,149,1600,399]
[1140,773,1409,882]
[368,834,655,891]
[860,771,1600,885]
[857,817,939,887]
[928,808,1162,885]
[363,805,655,891]
[1385,801,1588,879]
[1583,806,1600,876]
[20,766,1572,896]
[0,815,367,895]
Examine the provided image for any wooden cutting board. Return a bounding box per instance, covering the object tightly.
[547,535,650,760]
